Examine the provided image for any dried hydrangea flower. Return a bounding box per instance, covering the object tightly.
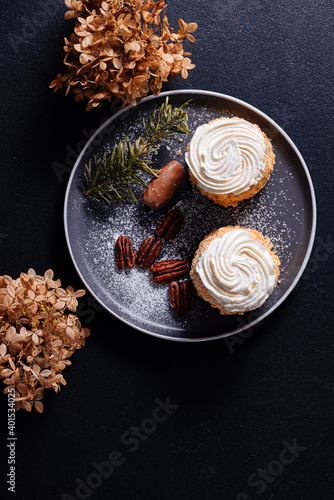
[0,269,90,412]
[50,0,197,110]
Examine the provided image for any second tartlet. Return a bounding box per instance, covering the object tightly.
[190,226,280,315]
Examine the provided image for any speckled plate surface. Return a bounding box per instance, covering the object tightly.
[64,90,316,342]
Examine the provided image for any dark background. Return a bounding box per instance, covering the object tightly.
[0,1,333,499]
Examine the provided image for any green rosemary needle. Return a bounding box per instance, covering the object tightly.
[84,97,190,204]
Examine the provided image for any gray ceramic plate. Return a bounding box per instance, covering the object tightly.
[64,90,316,342]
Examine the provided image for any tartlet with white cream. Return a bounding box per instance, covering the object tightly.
[190,226,280,315]
[185,117,275,206]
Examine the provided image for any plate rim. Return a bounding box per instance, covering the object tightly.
[64,89,317,342]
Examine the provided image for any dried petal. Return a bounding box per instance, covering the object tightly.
[34,401,44,413]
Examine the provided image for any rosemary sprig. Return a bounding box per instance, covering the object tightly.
[84,97,190,204]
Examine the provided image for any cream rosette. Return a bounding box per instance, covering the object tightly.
[195,228,278,313]
[185,118,268,195]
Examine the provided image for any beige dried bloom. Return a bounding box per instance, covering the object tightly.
[50,0,197,110]
[0,269,90,413]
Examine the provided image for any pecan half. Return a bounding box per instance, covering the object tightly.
[150,259,189,284]
[169,281,191,317]
[136,236,162,269]
[155,209,184,240]
[115,236,136,270]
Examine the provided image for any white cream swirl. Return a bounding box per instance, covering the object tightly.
[196,229,277,313]
[185,118,268,195]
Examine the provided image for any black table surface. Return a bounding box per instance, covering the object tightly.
[1,1,333,499]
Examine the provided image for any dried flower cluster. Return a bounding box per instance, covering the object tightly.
[0,269,90,413]
[50,0,197,110]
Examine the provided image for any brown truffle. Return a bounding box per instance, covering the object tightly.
[141,161,184,211]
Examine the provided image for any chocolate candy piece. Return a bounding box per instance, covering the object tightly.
[141,160,184,211]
